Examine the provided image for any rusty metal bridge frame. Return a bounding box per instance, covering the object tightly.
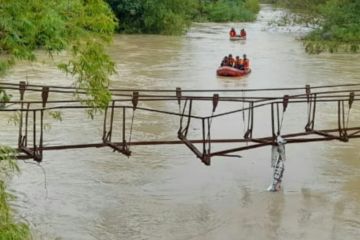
[1,81,360,166]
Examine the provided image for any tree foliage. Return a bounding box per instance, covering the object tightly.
[107,0,195,34]
[0,0,117,107]
[0,88,12,109]
[59,41,115,115]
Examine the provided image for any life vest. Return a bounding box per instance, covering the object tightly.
[240,30,246,37]
[230,30,236,37]
[235,59,243,66]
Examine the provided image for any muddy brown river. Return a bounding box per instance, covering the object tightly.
[1,5,360,240]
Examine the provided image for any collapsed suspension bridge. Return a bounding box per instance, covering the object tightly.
[0,81,360,166]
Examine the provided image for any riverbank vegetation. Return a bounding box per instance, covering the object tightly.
[106,0,260,34]
[1,1,117,238]
[267,0,360,53]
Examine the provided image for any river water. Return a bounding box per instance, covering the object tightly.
[2,4,360,240]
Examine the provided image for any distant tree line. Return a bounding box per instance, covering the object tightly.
[106,0,260,35]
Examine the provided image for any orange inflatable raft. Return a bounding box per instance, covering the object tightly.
[229,36,246,41]
[216,66,251,77]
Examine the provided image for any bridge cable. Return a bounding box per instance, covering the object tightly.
[242,91,247,145]
[128,92,139,151]
[206,94,219,157]
[305,86,316,132]
[244,102,254,139]
[346,92,355,130]
[178,99,188,136]
[176,87,182,115]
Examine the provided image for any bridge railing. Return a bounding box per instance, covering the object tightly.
[1,81,359,165]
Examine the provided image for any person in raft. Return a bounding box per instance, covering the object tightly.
[243,54,250,69]
[228,54,235,67]
[240,28,247,37]
[234,56,244,70]
[220,56,229,66]
[229,28,236,37]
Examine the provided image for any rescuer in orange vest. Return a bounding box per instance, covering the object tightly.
[234,56,244,69]
[229,28,236,37]
[240,28,247,38]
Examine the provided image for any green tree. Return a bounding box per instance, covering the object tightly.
[143,0,195,35]
[106,0,145,33]
[0,0,117,108]
[107,0,194,34]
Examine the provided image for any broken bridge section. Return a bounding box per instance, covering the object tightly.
[0,81,360,166]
